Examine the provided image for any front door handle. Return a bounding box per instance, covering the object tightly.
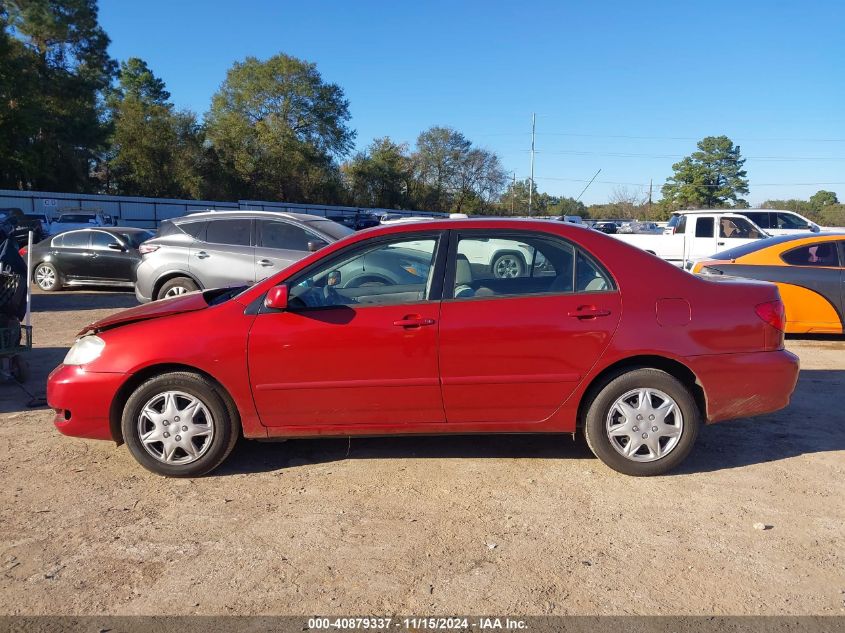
[393,315,436,328]
[717,241,725,246]
[567,306,611,320]
[196,251,209,259]
[258,259,274,267]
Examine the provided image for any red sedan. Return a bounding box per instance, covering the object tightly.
[48,219,799,477]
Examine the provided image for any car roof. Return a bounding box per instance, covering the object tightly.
[709,231,845,260]
[178,209,333,223]
[674,209,757,216]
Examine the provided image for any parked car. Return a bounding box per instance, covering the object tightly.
[692,232,845,334]
[737,209,822,235]
[47,210,110,235]
[594,221,618,234]
[24,227,154,292]
[24,212,51,237]
[0,207,45,245]
[134,210,354,302]
[619,210,769,266]
[326,211,381,230]
[48,218,799,478]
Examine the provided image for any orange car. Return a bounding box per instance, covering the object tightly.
[693,233,845,334]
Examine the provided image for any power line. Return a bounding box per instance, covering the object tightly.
[476,131,845,143]
[530,175,845,188]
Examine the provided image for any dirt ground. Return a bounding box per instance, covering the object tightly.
[0,289,842,616]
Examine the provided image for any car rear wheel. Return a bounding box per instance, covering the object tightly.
[491,253,524,278]
[34,262,61,291]
[583,368,700,476]
[122,372,239,477]
[158,277,199,300]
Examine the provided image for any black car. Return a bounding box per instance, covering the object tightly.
[25,227,154,292]
[595,222,618,234]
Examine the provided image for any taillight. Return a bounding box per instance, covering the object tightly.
[755,300,786,332]
[18,247,27,257]
[139,243,160,255]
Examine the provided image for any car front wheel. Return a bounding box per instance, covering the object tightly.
[583,368,700,476]
[122,372,239,477]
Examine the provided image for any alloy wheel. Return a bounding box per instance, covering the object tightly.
[494,255,522,278]
[35,265,56,290]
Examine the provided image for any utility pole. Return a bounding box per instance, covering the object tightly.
[528,112,536,216]
[647,179,653,219]
[510,171,516,215]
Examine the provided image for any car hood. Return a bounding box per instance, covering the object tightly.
[79,292,209,335]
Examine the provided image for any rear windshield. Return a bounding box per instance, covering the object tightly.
[709,234,794,260]
[666,215,681,229]
[305,218,355,241]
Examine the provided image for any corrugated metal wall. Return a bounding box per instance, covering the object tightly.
[0,189,442,227]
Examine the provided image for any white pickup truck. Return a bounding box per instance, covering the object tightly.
[611,210,768,267]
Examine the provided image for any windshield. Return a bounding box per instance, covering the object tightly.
[305,218,355,241]
[58,214,95,223]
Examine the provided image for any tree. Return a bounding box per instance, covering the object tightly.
[412,126,505,213]
[2,0,115,191]
[809,190,838,209]
[661,136,749,208]
[105,57,206,198]
[342,138,412,209]
[205,54,355,203]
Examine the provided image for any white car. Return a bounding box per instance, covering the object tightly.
[737,209,821,235]
[48,211,110,236]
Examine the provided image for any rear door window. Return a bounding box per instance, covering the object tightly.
[781,242,840,267]
[90,231,119,250]
[205,219,251,246]
[743,211,771,229]
[61,231,89,248]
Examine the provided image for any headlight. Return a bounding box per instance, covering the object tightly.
[64,335,106,366]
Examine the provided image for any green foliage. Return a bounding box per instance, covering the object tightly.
[411,126,505,213]
[205,54,354,203]
[343,138,413,209]
[661,136,749,208]
[2,0,115,191]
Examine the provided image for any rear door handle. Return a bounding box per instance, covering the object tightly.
[196,251,209,259]
[258,259,274,267]
[717,241,725,246]
[393,315,436,328]
[567,306,611,319]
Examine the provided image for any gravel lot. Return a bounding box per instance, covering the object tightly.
[0,290,842,616]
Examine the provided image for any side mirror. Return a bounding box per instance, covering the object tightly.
[107,242,126,251]
[811,224,820,233]
[264,285,289,310]
[307,240,327,252]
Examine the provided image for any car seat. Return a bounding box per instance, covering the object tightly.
[454,255,475,298]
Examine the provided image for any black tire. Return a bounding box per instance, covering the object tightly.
[491,252,525,279]
[157,276,199,300]
[33,262,61,291]
[583,368,700,476]
[121,371,239,477]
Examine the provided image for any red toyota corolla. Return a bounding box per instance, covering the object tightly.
[47,219,799,477]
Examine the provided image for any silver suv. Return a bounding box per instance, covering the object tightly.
[134,210,354,302]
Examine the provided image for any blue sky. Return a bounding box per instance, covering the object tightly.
[99,0,845,206]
